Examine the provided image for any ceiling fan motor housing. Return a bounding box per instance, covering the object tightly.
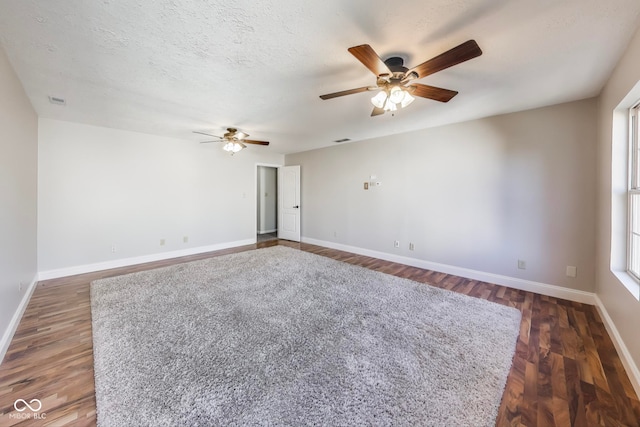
[383,57,415,82]
[384,56,408,73]
[224,128,237,138]
[383,57,407,73]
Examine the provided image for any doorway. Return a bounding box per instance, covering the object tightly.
[256,165,278,242]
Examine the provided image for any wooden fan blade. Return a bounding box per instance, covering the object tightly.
[243,140,269,146]
[408,84,458,102]
[193,131,222,138]
[348,44,392,76]
[407,40,482,80]
[320,86,371,100]
[371,106,385,116]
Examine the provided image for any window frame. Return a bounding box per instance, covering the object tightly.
[628,103,640,282]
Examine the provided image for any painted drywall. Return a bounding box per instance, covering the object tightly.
[257,166,277,234]
[596,25,640,376]
[38,119,283,272]
[287,98,597,291]
[0,45,38,353]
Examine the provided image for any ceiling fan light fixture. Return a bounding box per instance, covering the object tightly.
[223,141,244,154]
[374,86,414,112]
[371,90,387,108]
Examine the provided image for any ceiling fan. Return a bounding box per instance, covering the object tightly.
[193,128,269,155]
[319,40,482,116]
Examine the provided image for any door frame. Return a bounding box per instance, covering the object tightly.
[254,163,282,242]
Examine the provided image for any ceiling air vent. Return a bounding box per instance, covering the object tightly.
[48,96,66,106]
[333,138,350,143]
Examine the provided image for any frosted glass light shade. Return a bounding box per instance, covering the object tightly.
[388,86,405,104]
[371,91,388,108]
[383,98,397,112]
[400,92,415,108]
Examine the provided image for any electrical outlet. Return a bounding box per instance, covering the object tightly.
[183,236,189,243]
[18,282,22,292]
[394,240,400,248]
[333,231,337,237]
[409,242,414,251]
[517,259,526,270]
[364,182,369,190]
[160,239,166,246]
[566,266,577,278]
[111,244,117,253]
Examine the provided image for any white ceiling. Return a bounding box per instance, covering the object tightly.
[1,0,639,154]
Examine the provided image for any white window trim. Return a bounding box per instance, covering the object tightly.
[629,104,640,282]
[610,82,640,301]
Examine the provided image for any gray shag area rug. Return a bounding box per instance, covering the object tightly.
[91,246,521,427]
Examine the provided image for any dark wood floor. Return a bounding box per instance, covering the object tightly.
[1,240,639,426]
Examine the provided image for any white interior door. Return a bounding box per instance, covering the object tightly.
[278,165,300,242]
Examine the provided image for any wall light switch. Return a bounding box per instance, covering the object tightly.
[566,266,577,278]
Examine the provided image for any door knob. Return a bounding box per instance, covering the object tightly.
[293,205,299,208]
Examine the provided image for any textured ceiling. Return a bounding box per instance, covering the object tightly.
[0,0,639,154]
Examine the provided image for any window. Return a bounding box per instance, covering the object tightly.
[629,104,640,280]
[611,85,640,299]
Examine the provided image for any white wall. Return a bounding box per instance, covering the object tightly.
[287,99,597,291]
[38,119,283,273]
[257,166,277,233]
[0,45,38,356]
[597,25,640,379]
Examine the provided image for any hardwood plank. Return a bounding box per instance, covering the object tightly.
[551,396,571,427]
[537,348,554,426]
[523,361,539,426]
[549,352,568,401]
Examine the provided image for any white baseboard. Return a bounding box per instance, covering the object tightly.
[0,273,39,364]
[594,295,640,397]
[302,237,597,305]
[258,229,277,234]
[38,238,256,281]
